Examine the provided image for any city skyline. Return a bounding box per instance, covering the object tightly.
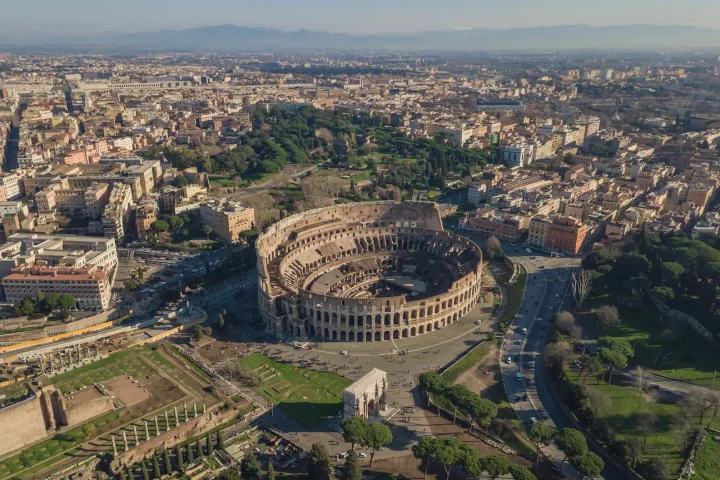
[0,0,719,36]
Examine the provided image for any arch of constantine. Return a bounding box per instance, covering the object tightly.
[343,368,388,419]
[256,201,483,342]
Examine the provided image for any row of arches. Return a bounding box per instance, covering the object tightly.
[314,319,446,342]
[275,312,463,341]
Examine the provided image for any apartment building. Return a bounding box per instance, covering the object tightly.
[136,199,158,239]
[545,216,590,254]
[102,183,133,239]
[199,199,255,243]
[2,264,112,310]
[527,215,551,248]
[459,207,528,242]
[0,173,23,200]
[0,233,118,302]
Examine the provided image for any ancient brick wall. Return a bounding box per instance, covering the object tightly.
[60,394,114,427]
[0,395,50,457]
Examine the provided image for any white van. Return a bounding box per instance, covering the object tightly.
[521,327,528,334]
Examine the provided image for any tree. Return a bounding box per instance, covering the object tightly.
[652,287,675,303]
[486,236,504,259]
[307,443,334,480]
[341,417,368,450]
[571,452,604,478]
[206,432,214,456]
[266,463,276,480]
[624,437,647,469]
[545,341,572,375]
[508,464,537,480]
[187,441,195,464]
[152,454,161,479]
[203,224,213,240]
[633,365,649,398]
[556,428,587,468]
[151,220,170,233]
[172,176,189,188]
[635,410,658,445]
[218,469,243,480]
[586,389,611,417]
[57,294,76,316]
[241,453,263,480]
[579,354,603,385]
[598,348,627,385]
[434,437,464,480]
[528,422,555,466]
[81,422,96,439]
[361,422,393,466]
[342,451,362,480]
[483,456,512,480]
[176,445,185,472]
[553,311,575,336]
[196,438,204,458]
[594,305,620,337]
[218,313,225,329]
[463,396,498,436]
[572,269,594,307]
[194,325,204,340]
[163,448,172,475]
[644,458,670,480]
[412,436,439,479]
[167,215,185,230]
[141,460,150,480]
[217,430,225,449]
[685,388,720,425]
[36,289,45,305]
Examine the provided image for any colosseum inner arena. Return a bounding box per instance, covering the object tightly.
[256,201,483,342]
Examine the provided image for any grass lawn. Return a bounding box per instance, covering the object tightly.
[498,265,526,332]
[695,435,720,480]
[50,348,151,393]
[350,170,372,182]
[237,353,351,429]
[562,367,720,476]
[168,345,212,381]
[443,340,495,383]
[210,176,241,187]
[581,288,720,388]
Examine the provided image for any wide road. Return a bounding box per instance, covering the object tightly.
[500,245,630,480]
[460,232,630,479]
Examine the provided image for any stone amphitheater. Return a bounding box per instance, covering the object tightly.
[256,201,483,342]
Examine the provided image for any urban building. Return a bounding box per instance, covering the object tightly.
[199,199,255,243]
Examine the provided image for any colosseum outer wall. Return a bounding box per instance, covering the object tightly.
[256,201,483,342]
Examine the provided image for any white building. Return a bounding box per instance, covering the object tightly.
[343,369,388,419]
[503,143,535,168]
[0,173,23,200]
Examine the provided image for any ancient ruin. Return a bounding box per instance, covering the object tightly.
[256,201,483,341]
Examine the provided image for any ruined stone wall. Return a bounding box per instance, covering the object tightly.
[60,394,114,427]
[0,395,50,457]
[111,407,236,471]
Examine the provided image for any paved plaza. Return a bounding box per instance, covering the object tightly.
[255,298,497,459]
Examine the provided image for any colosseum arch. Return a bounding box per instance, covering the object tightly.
[256,202,483,342]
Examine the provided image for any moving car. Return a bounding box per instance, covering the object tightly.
[516,372,522,381]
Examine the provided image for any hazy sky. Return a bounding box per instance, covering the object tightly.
[2,0,719,35]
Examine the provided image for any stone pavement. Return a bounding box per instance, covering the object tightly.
[253,298,497,459]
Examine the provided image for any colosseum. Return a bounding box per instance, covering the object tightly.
[256,201,483,342]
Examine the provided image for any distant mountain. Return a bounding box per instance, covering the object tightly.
[2,24,720,51]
